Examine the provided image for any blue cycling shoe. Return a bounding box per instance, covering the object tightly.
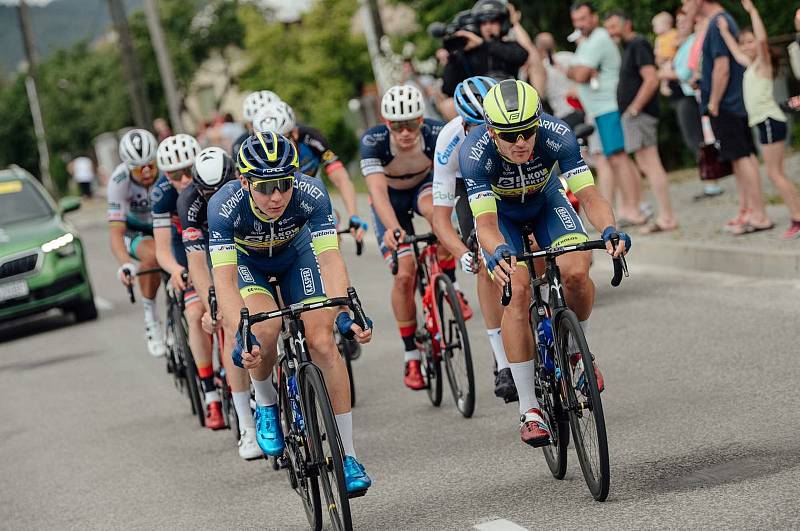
[343,455,372,494]
[254,405,284,456]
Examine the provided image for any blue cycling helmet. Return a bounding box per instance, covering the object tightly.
[237,131,298,181]
[454,76,497,125]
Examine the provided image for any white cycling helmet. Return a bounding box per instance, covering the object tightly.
[381,85,425,121]
[192,147,236,192]
[253,101,296,136]
[157,134,201,172]
[242,90,281,122]
[119,129,157,168]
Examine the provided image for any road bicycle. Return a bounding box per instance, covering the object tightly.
[335,222,364,407]
[391,229,475,418]
[503,228,627,502]
[240,287,371,530]
[207,286,236,435]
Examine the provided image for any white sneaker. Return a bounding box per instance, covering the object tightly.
[238,426,262,460]
[145,321,167,358]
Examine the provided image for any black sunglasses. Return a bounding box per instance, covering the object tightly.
[250,177,294,195]
[495,124,539,143]
[388,119,422,132]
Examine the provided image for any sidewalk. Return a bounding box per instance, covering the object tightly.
[629,152,800,279]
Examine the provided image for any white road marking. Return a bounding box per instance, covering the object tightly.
[94,297,113,311]
[474,519,529,531]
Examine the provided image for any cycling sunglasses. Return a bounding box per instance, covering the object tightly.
[250,176,295,195]
[131,162,156,178]
[495,124,539,144]
[165,168,191,182]
[388,119,422,133]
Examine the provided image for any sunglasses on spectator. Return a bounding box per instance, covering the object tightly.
[250,176,295,195]
[165,169,191,182]
[494,124,539,144]
[388,119,422,132]
[131,162,156,178]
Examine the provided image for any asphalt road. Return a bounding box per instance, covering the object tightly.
[2,205,800,530]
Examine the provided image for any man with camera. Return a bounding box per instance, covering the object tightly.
[437,0,529,119]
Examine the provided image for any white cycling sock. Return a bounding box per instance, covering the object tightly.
[142,297,157,324]
[509,360,538,416]
[204,390,220,405]
[404,349,421,362]
[486,328,510,371]
[252,377,278,407]
[335,412,356,458]
[452,281,461,291]
[233,391,254,428]
[232,391,255,429]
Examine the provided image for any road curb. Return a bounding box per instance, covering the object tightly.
[632,238,800,279]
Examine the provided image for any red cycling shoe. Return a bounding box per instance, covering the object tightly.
[404,360,426,390]
[456,291,473,321]
[520,408,550,447]
[570,353,605,394]
[205,401,226,430]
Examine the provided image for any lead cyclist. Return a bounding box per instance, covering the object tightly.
[459,79,631,447]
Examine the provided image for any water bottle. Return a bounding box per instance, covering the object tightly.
[288,374,304,431]
[536,318,554,373]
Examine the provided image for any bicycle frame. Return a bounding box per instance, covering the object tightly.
[405,235,450,356]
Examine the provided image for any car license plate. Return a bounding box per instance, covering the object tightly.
[0,279,29,302]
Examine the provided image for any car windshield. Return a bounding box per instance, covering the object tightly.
[0,179,54,226]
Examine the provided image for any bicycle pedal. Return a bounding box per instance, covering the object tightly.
[347,488,368,499]
[277,456,289,469]
[502,395,519,404]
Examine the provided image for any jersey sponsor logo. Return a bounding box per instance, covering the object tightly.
[469,190,495,201]
[436,135,461,165]
[299,201,314,214]
[210,244,235,253]
[563,165,590,179]
[211,230,222,239]
[253,220,263,233]
[300,267,315,295]
[112,171,127,184]
[540,119,569,137]
[312,228,336,239]
[295,179,324,200]
[183,227,203,241]
[555,207,576,230]
[484,159,493,172]
[219,188,245,219]
[361,132,386,147]
[463,177,477,189]
[546,138,562,152]
[467,131,492,162]
[238,265,254,283]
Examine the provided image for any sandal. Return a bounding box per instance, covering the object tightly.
[731,222,775,236]
[640,222,678,235]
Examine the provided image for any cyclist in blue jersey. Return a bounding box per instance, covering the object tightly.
[209,132,372,492]
[108,129,165,357]
[253,101,368,242]
[152,134,227,430]
[360,84,471,391]
[459,79,631,447]
[177,147,262,460]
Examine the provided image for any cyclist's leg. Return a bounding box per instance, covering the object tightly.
[417,179,458,285]
[128,233,159,301]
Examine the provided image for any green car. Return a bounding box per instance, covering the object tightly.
[0,166,97,323]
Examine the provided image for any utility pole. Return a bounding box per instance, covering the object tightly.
[17,0,54,193]
[360,0,389,94]
[107,0,151,129]
[143,0,183,133]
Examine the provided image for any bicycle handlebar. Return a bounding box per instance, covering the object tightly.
[123,267,164,305]
[239,287,371,353]
[208,286,218,324]
[337,218,364,256]
[500,251,512,307]
[390,230,438,275]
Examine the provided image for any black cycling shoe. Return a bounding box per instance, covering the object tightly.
[494,368,518,403]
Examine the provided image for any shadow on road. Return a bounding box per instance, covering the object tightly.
[0,350,102,374]
[0,310,77,344]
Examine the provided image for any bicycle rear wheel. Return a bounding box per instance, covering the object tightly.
[417,329,443,407]
[557,310,609,501]
[172,304,204,426]
[435,275,475,418]
[302,365,353,531]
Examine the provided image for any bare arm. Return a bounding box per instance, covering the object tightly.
[567,65,596,83]
[432,205,469,260]
[743,0,770,71]
[507,14,547,94]
[365,173,403,246]
[109,224,130,266]
[187,251,213,315]
[627,65,660,114]
[317,249,350,300]
[213,264,245,336]
[709,56,731,114]
[153,227,184,275]
[575,185,616,233]
[327,165,358,219]
[717,20,751,67]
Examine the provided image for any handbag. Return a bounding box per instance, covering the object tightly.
[698,142,733,181]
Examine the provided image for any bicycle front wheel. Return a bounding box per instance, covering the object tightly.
[435,275,475,418]
[557,310,609,501]
[302,365,353,531]
[172,305,204,427]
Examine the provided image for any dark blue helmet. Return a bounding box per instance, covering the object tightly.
[237,131,298,181]
[454,76,497,125]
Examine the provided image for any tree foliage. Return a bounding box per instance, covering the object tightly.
[237,0,372,161]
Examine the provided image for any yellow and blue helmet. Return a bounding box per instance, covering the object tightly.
[482,79,542,132]
[237,131,298,181]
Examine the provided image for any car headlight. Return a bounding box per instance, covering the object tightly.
[41,233,75,254]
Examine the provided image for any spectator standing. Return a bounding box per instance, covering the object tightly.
[506,2,547,94]
[153,117,172,143]
[568,2,645,225]
[439,0,529,117]
[787,9,800,80]
[605,11,678,233]
[535,32,584,127]
[687,0,772,233]
[219,113,246,154]
[67,154,96,199]
[717,0,800,239]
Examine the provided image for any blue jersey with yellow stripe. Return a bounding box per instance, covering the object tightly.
[207,175,338,268]
[458,114,594,218]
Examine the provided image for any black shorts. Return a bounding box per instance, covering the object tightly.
[755,118,787,145]
[454,179,474,246]
[78,181,92,198]
[709,111,755,162]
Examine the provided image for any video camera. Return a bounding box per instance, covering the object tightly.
[427,10,480,54]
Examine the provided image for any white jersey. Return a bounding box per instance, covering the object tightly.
[106,163,153,232]
[432,116,466,208]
